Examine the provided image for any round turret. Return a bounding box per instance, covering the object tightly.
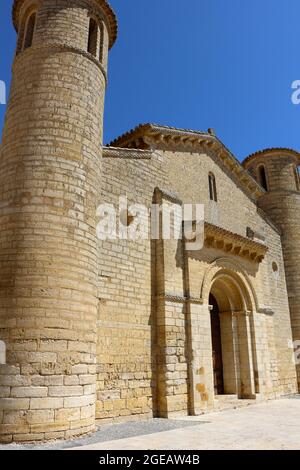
[243,148,300,390]
[0,0,117,442]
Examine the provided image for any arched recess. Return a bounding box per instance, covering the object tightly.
[24,12,36,49]
[16,2,40,55]
[201,258,259,399]
[201,257,259,312]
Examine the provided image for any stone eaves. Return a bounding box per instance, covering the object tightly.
[203,222,268,264]
[185,220,268,264]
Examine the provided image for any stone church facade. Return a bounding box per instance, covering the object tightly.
[0,0,299,442]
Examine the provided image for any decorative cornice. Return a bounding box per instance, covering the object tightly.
[160,297,274,314]
[152,190,268,263]
[200,222,268,264]
[12,0,118,49]
[103,146,153,160]
[158,294,203,305]
[243,148,300,168]
[108,123,265,202]
[109,123,213,149]
[221,308,274,316]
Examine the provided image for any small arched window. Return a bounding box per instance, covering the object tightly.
[23,12,36,50]
[88,18,98,57]
[258,165,268,191]
[208,173,218,202]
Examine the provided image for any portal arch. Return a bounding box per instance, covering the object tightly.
[201,257,259,312]
[204,261,258,400]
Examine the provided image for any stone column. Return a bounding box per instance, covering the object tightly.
[187,303,214,414]
[220,312,237,394]
[156,297,189,417]
[233,311,256,398]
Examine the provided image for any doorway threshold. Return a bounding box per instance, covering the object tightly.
[214,395,255,411]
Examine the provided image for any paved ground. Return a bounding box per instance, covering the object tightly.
[71,397,300,450]
[0,419,206,451]
[1,396,300,450]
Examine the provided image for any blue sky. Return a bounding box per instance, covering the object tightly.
[0,0,299,160]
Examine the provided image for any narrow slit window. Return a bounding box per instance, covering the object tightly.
[294,166,300,191]
[209,173,218,202]
[258,165,268,191]
[23,12,36,50]
[88,18,98,57]
[99,22,104,63]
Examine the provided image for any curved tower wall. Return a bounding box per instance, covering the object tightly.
[0,0,116,442]
[244,150,300,390]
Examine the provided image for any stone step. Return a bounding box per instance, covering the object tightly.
[214,395,255,411]
[215,394,238,401]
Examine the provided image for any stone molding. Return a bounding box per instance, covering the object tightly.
[160,297,274,316]
[231,310,252,317]
[103,146,153,160]
[158,294,203,304]
[188,221,268,264]
[14,43,108,82]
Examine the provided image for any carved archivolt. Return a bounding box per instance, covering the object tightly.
[200,257,261,314]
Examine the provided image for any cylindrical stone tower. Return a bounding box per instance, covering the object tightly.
[0,0,117,442]
[243,148,300,389]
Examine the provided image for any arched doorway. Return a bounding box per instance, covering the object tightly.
[208,270,257,399]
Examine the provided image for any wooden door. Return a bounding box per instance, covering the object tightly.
[211,308,224,395]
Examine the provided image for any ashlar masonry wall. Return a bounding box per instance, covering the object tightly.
[96,146,297,422]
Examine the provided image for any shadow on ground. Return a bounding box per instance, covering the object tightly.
[0,418,208,451]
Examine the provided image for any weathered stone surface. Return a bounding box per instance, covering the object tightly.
[0,0,115,441]
[244,150,300,389]
[0,0,299,445]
